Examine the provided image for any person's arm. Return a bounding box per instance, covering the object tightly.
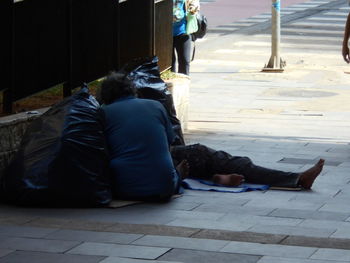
[342,12,350,63]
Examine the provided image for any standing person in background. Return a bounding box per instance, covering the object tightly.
[172,0,200,75]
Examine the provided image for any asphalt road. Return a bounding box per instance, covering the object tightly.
[200,0,321,28]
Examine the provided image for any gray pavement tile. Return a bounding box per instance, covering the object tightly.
[26,218,114,231]
[303,175,350,188]
[142,200,202,211]
[257,256,347,263]
[219,214,302,227]
[220,241,316,258]
[327,146,350,154]
[281,236,350,250]
[0,251,104,263]
[0,216,34,225]
[105,223,199,237]
[144,209,225,221]
[311,248,350,261]
[0,206,82,220]
[301,184,340,196]
[0,225,57,238]
[0,236,9,243]
[268,208,349,221]
[258,190,299,200]
[177,194,250,206]
[0,237,80,253]
[132,235,229,252]
[247,225,335,238]
[243,199,324,211]
[101,205,153,214]
[0,249,13,258]
[312,152,350,161]
[335,191,350,201]
[192,230,286,244]
[338,162,350,167]
[78,211,175,225]
[99,257,181,263]
[294,150,344,158]
[67,242,170,259]
[319,203,350,213]
[193,204,274,216]
[152,201,200,211]
[331,228,350,239]
[318,157,345,168]
[299,218,350,230]
[229,191,269,199]
[167,218,253,232]
[332,196,350,206]
[158,248,261,263]
[22,218,75,229]
[44,229,142,244]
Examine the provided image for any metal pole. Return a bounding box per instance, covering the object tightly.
[262,0,285,72]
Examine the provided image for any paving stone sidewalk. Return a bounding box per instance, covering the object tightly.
[2,0,350,262]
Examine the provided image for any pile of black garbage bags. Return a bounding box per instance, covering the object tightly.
[0,57,184,207]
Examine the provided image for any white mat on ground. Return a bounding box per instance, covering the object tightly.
[182,178,269,193]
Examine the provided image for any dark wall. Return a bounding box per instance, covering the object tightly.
[155,0,173,71]
[71,0,119,87]
[1,0,12,94]
[119,0,154,68]
[12,0,68,101]
[3,0,172,112]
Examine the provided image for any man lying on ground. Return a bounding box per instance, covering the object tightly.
[99,73,323,194]
[171,144,324,189]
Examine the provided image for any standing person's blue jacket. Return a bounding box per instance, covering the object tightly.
[173,0,187,37]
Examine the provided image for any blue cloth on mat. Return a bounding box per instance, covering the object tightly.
[182,178,269,193]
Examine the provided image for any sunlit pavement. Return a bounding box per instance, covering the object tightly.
[1,0,350,262]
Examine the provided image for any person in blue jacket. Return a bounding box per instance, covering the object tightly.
[100,72,186,201]
[172,0,199,75]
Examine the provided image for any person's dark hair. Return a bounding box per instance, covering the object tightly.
[100,71,136,105]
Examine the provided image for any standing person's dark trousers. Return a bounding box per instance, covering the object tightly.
[172,34,191,75]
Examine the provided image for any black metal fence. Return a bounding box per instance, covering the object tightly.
[1,0,172,113]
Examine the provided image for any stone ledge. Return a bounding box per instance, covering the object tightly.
[0,108,48,170]
[165,73,190,132]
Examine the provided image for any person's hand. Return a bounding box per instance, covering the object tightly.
[188,4,198,14]
[343,41,350,63]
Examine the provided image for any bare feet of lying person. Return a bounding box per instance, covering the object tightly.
[298,159,325,189]
[213,173,245,187]
[176,159,190,180]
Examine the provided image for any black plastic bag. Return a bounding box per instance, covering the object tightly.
[0,87,111,207]
[120,56,185,146]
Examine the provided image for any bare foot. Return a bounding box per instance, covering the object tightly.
[298,159,325,189]
[213,174,245,187]
[176,159,190,180]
